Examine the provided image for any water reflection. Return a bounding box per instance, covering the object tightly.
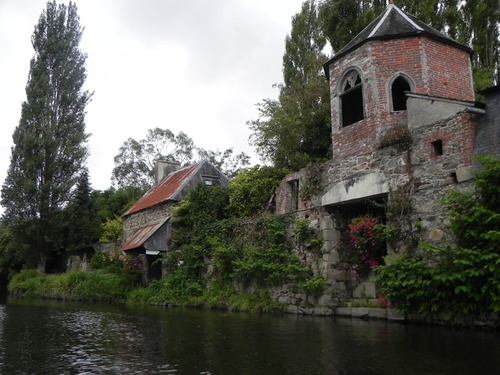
[0,298,499,374]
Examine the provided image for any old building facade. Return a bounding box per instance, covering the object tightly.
[272,4,499,314]
[119,160,229,281]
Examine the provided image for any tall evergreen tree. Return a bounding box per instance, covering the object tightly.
[65,170,100,250]
[1,1,91,271]
[248,0,331,170]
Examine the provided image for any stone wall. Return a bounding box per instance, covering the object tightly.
[475,88,500,158]
[272,108,478,312]
[122,201,171,242]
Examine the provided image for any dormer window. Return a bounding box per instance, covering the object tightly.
[391,76,411,111]
[340,70,364,127]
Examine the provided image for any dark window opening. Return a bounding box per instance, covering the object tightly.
[289,180,299,212]
[341,87,364,126]
[450,172,458,183]
[391,76,411,111]
[432,140,443,156]
[341,71,364,127]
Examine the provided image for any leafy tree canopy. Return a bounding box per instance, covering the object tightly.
[248,0,332,171]
[112,127,250,189]
[229,166,290,218]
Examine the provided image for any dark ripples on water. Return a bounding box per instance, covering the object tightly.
[0,299,499,375]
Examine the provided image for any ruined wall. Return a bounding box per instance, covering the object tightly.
[475,88,500,158]
[272,108,478,312]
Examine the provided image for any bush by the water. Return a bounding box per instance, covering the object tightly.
[375,156,500,323]
[8,268,133,302]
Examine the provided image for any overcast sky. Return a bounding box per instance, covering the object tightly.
[0,0,309,194]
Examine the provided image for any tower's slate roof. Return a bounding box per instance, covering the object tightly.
[324,4,471,77]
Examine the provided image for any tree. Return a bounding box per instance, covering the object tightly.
[112,128,195,189]
[1,1,91,271]
[248,0,331,170]
[197,148,251,178]
[112,127,250,188]
[229,166,290,217]
[64,170,100,250]
[460,0,500,88]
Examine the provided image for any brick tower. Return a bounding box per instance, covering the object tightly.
[323,3,475,159]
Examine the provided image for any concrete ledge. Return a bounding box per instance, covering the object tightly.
[334,307,405,321]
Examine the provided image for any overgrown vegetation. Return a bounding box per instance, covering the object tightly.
[375,156,500,324]
[377,125,412,150]
[8,250,142,301]
[122,183,324,311]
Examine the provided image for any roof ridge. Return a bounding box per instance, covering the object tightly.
[368,4,423,38]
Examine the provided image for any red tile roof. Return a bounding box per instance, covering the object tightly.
[123,162,201,216]
[118,217,169,252]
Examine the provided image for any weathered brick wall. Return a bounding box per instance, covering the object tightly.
[421,39,474,101]
[328,36,474,160]
[275,171,305,215]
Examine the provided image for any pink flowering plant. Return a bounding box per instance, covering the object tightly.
[347,214,386,278]
[377,294,391,308]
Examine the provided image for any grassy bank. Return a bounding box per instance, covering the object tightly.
[8,269,133,302]
[8,269,285,313]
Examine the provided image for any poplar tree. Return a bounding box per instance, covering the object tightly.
[1,1,91,271]
[248,0,331,170]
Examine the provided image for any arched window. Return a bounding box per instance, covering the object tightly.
[340,70,364,127]
[391,76,411,111]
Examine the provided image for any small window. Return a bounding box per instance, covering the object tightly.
[201,175,221,186]
[391,76,411,111]
[340,70,364,127]
[289,180,299,211]
[432,140,443,156]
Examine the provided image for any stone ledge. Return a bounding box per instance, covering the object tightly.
[334,307,405,321]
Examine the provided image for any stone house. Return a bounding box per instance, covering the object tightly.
[119,160,229,280]
[273,3,500,311]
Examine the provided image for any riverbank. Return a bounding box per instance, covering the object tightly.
[8,268,500,329]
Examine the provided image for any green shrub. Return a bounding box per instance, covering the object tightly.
[90,251,124,273]
[73,270,129,301]
[8,269,45,297]
[299,273,325,299]
[377,125,412,150]
[147,269,203,306]
[127,287,156,305]
[375,156,500,322]
[229,165,290,217]
[8,269,131,302]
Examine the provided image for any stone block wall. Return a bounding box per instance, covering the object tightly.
[272,107,478,310]
[122,201,171,242]
[475,88,500,158]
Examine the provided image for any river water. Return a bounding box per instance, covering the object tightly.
[0,297,499,375]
